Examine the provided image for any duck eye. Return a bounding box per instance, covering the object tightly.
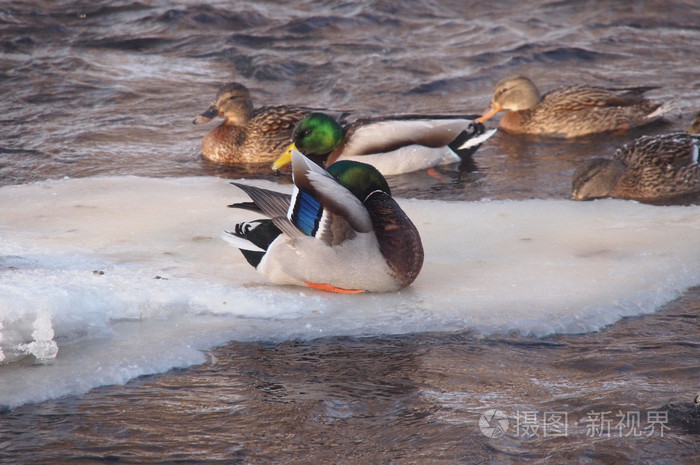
[301,129,312,138]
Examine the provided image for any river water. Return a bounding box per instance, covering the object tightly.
[1,1,699,463]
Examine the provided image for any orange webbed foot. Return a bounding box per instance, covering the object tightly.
[613,125,631,135]
[305,282,365,294]
[427,167,448,183]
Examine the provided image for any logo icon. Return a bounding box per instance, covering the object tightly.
[479,409,509,438]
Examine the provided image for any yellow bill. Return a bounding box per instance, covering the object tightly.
[271,143,297,171]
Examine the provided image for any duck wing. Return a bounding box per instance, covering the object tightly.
[290,150,373,245]
[228,182,302,238]
[229,182,291,216]
[339,117,477,157]
[619,133,700,169]
[543,85,659,110]
[229,152,375,245]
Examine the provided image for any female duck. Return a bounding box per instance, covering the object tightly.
[571,133,700,202]
[223,150,424,293]
[689,111,700,134]
[193,82,313,164]
[271,112,496,176]
[477,75,669,138]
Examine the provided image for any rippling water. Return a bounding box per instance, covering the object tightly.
[1,1,700,463]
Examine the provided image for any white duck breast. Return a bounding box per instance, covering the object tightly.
[257,232,400,292]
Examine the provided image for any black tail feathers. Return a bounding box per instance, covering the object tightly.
[231,219,282,268]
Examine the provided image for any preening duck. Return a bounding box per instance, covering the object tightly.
[271,112,496,176]
[477,75,670,138]
[223,150,424,293]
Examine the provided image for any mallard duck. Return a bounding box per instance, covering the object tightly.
[571,133,700,201]
[689,111,700,134]
[192,82,314,164]
[223,150,424,293]
[476,75,669,138]
[270,112,496,176]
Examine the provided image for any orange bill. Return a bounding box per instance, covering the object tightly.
[475,103,502,124]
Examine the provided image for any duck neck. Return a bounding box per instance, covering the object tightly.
[224,101,254,126]
[500,109,534,133]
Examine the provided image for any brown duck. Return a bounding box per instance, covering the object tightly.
[571,132,700,202]
[688,111,700,135]
[477,75,670,138]
[193,82,314,164]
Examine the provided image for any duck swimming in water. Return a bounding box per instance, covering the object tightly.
[571,133,700,202]
[272,112,496,176]
[477,75,669,138]
[193,82,315,164]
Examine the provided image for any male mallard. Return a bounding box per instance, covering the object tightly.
[192,82,314,164]
[476,75,669,138]
[271,112,496,176]
[571,133,700,201]
[223,150,424,293]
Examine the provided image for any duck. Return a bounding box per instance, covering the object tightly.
[689,111,700,134]
[223,150,424,293]
[476,75,670,138]
[270,112,497,176]
[192,82,316,164]
[571,133,700,201]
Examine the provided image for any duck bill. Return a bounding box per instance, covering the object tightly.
[475,103,502,124]
[271,143,296,170]
[192,105,221,125]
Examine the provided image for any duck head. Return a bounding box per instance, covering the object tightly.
[327,160,391,201]
[193,82,254,126]
[571,158,626,201]
[477,75,542,123]
[272,113,345,170]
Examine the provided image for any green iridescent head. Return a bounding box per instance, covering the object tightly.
[327,160,391,201]
[292,113,345,157]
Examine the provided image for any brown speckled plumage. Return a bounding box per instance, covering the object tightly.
[479,75,669,138]
[193,82,313,164]
[572,133,700,202]
[689,111,700,134]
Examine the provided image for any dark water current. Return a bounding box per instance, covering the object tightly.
[1,1,700,463]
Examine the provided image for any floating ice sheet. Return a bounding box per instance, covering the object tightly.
[1,176,699,407]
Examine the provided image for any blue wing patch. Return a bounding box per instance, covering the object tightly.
[290,189,323,237]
